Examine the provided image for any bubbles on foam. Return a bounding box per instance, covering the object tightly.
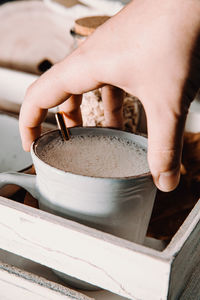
[39,135,149,178]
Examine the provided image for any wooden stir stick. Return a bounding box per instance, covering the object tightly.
[55,112,70,141]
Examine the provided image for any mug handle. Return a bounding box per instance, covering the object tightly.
[0,172,38,199]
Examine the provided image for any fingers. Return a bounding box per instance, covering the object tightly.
[19,101,48,152]
[145,98,188,192]
[59,94,83,127]
[19,48,101,151]
[101,85,124,129]
[60,86,124,129]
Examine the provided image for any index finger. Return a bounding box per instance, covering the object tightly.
[19,50,102,151]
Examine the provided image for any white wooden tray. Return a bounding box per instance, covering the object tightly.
[0,193,200,299]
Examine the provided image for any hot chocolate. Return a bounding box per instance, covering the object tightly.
[39,134,149,178]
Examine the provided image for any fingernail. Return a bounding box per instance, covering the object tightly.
[158,167,180,192]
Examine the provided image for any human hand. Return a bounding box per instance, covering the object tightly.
[19,0,200,192]
[58,85,124,130]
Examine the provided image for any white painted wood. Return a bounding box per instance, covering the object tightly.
[0,249,127,300]
[167,199,200,299]
[0,262,93,300]
[0,196,170,300]
[1,195,200,299]
[163,197,200,257]
[179,259,200,300]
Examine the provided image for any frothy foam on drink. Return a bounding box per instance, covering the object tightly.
[39,135,149,177]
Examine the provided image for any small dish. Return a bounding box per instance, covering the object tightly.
[0,112,32,172]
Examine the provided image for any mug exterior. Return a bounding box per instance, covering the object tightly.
[32,127,156,244]
[0,127,156,290]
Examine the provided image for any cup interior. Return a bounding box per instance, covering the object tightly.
[33,127,150,179]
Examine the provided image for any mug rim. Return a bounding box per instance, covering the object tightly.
[31,127,152,181]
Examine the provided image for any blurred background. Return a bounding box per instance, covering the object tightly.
[0,0,199,247]
[0,3,199,295]
[0,0,128,114]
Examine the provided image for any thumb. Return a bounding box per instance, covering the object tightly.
[145,99,187,192]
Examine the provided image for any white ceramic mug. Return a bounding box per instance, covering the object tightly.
[0,127,157,289]
[0,127,156,244]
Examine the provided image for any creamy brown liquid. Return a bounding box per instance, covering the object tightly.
[40,135,149,178]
